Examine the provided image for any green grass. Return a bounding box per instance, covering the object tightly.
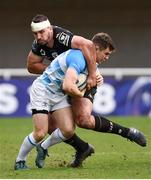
[0,117,151,179]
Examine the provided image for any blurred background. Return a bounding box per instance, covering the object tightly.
[0,0,151,117]
[0,0,151,68]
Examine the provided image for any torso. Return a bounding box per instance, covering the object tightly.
[39,49,87,95]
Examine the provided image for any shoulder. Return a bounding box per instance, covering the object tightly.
[31,40,41,54]
[66,50,86,71]
[67,49,84,58]
[53,25,73,36]
[53,25,74,47]
[31,40,48,57]
[32,40,38,48]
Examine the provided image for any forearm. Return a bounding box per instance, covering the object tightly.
[27,62,48,74]
[82,43,96,76]
[63,69,84,97]
[27,51,48,75]
[71,36,96,77]
[63,84,83,97]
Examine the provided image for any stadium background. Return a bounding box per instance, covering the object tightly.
[0,0,151,68]
[0,0,151,117]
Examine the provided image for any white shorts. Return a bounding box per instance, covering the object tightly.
[30,78,71,112]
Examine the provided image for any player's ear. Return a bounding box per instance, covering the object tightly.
[95,45,100,52]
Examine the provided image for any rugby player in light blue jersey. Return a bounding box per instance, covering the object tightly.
[15,32,146,170]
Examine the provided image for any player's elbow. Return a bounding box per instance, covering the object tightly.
[87,40,94,49]
[27,61,40,74]
[26,57,34,73]
[27,63,33,73]
[74,36,94,50]
[83,39,94,50]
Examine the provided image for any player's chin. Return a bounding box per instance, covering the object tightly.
[37,41,46,45]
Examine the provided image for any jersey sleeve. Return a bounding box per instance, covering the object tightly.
[31,40,42,56]
[66,50,86,74]
[54,26,74,48]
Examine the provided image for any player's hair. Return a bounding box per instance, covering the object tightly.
[32,14,48,23]
[92,32,115,51]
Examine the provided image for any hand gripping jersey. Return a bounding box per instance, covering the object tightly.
[31,26,74,61]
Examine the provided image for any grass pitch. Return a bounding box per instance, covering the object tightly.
[0,117,151,179]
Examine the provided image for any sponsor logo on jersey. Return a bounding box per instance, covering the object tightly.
[58,32,70,46]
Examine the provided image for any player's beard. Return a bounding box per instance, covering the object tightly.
[38,35,51,46]
[37,39,47,45]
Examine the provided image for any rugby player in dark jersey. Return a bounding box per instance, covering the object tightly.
[15,14,97,170]
[14,15,147,170]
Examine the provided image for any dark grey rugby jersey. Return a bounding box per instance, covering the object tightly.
[31,26,74,61]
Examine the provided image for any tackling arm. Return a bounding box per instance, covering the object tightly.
[27,51,48,74]
[62,68,84,97]
[71,36,97,89]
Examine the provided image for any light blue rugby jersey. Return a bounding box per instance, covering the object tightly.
[38,49,88,94]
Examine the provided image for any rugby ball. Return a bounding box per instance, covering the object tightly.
[76,73,87,91]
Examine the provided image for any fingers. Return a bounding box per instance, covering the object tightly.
[86,79,96,90]
[86,72,104,89]
[86,74,97,89]
[96,73,104,86]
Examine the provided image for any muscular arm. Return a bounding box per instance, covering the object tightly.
[71,36,97,89]
[27,51,48,74]
[62,68,84,97]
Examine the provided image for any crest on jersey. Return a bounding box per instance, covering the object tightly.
[58,32,70,46]
[40,49,46,56]
[52,52,58,59]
